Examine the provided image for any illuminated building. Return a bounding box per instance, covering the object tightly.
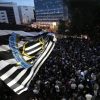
[0,2,21,24]
[34,0,68,22]
[18,6,35,24]
[34,0,68,31]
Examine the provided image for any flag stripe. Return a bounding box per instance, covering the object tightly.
[0,45,10,51]
[5,59,17,64]
[0,60,9,70]
[25,41,39,48]
[27,47,42,55]
[3,68,23,84]
[23,56,32,61]
[17,88,28,94]
[11,68,31,89]
[25,42,41,51]
[0,67,18,81]
[33,42,55,77]
[33,42,53,74]
[0,64,16,76]
[25,44,42,54]
[7,69,27,87]
[14,66,34,92]
[0,35,10,45]
[0,50,14,60]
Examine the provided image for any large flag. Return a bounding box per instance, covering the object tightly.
[0,31,56,95]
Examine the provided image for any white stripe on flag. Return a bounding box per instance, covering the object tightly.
[17,88,28,95]
[23,43,48,61]
[33,43,55,79]
[6,59,17,64]
[0,45,10,51]
[27,47,42,55]
[0,67,18,80]
[7,69,27,87]
[25,42,41,51]
[14,66,34,92]
[23,56,31,61]
[0,60,9,70]
[31,41,52,72]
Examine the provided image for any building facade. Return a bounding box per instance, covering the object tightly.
[34,0,68,22]
[18,6,35,24]
[0,2,21,24]
[0,10,8,23]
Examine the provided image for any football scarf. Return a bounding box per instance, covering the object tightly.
[0,31,56,95]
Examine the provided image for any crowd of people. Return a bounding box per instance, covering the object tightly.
[29,37,100,100]
[0,36,100,100]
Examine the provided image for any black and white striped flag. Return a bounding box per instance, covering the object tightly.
[0,31,56,95]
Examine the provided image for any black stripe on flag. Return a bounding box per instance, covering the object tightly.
[0,35,10,45]
[34,42,54,74]
[0,50,14,60]
[0,64,16,76]
[25,44,42,54]
[16,67,33,94]
[4,68,23,84]
[25,41,38,48]
[10,68,31,90]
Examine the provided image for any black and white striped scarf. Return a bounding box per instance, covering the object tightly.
[0,31,56,95]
